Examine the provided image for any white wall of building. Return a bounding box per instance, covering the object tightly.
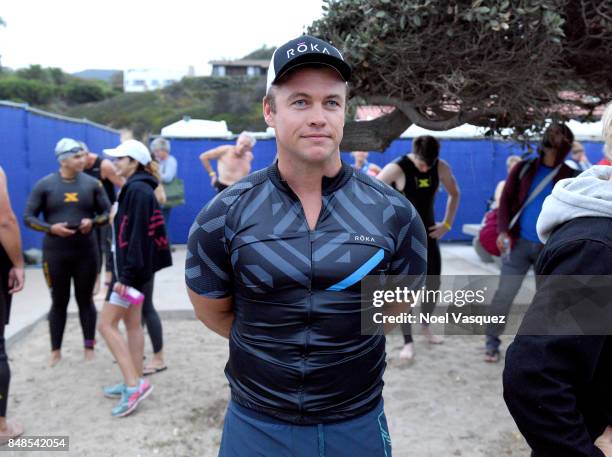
[123,68,189,92]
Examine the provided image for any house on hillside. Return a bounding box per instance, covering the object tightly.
[209,59,269,77]
[123,67,195,92]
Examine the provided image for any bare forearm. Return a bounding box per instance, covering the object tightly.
[198,311,234,338]
[199,156,213,174]
[0,215,24,267]
[443,194,460,225]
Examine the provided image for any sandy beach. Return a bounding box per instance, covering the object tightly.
[2,314,529,457]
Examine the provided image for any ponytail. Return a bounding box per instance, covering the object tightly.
[135,160,161,183]
[146,160,161,182]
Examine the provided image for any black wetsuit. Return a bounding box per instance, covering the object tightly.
[24,172,110,350]
[186,161,427,424]
[84,156,116,274]
[0,246,12,416]
[394,155,442,344]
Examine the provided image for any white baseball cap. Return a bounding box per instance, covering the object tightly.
[103,140,151,166]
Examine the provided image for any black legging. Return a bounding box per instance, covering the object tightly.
[402,236,442,344]
[93,224,113,274]
[141,277,163,354]
[0,260,12,417]
[43,236,98,350]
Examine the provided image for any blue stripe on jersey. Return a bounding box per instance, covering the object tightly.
[326,248,385,291]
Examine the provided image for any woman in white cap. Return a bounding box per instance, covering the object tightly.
[24,138,110,367]
[97,140,172,417]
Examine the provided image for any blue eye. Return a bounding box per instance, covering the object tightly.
[326,100,340,107]
[293,100,307,107]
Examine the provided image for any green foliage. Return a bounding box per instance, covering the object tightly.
[0,64,116,107]
[0,77,55,105]
[62,80,111,104]
[242,46,276,60]
[66,76,267,138]
[16,65,53,83]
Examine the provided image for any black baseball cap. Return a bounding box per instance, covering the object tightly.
[266,35,351,93]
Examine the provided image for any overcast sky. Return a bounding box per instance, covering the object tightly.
[1,0,325,74]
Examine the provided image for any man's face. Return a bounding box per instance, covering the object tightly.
[414,156,433,173]
[63,150,87,173]
[263,67,346,165]
[235,137,253,155]
[153,148,168,161]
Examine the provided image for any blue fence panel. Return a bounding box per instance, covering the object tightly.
[583,141,605,165]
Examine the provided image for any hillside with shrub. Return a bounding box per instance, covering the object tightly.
[65,75,268,138]
[0,46,276,138]
[0,65,118,107]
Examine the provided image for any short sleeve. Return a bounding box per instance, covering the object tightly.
[388,195,427,282]
[185,195,233,298]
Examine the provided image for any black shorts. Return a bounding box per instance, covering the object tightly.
[214,181,229,193]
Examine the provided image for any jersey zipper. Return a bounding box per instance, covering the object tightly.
[297,197,327,421]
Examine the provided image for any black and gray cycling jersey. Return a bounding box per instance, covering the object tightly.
[186,161,427,424]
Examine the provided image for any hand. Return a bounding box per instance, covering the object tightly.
[496,232,510,254]
[113,282,127,297]
[7,267,25,294]
[210,174,217,187]
[428,222,449,240]
[79,218,93,234]
[50,222,76,238]
[595,426,612,457]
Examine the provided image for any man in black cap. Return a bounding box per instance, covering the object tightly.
[186,35,426,456]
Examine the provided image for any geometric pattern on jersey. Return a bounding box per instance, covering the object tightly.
[185,161,427,424]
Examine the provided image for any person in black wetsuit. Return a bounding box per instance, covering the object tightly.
[82,142,125,297]
[378,135,461,361]
[24,138,110,367]
[0,166,25,443]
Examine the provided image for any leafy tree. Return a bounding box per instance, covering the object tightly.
[62,80,109,104]
[310,0,612,150]
[0,78,54,105]
[16,64,53,83]
[242,46,276,60]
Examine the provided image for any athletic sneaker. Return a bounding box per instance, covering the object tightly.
[111,379,153,418]
[103,382,126,398]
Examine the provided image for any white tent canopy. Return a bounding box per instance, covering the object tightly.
[399,120,604,141]
[160,118,233,138]
[160,117,603,142]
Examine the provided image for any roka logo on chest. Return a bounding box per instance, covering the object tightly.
[354,235,376,243]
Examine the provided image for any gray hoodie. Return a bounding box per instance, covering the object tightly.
[537,165,612,243]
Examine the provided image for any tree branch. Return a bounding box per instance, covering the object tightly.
[340,109,412,152]
[366,95,507,130]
